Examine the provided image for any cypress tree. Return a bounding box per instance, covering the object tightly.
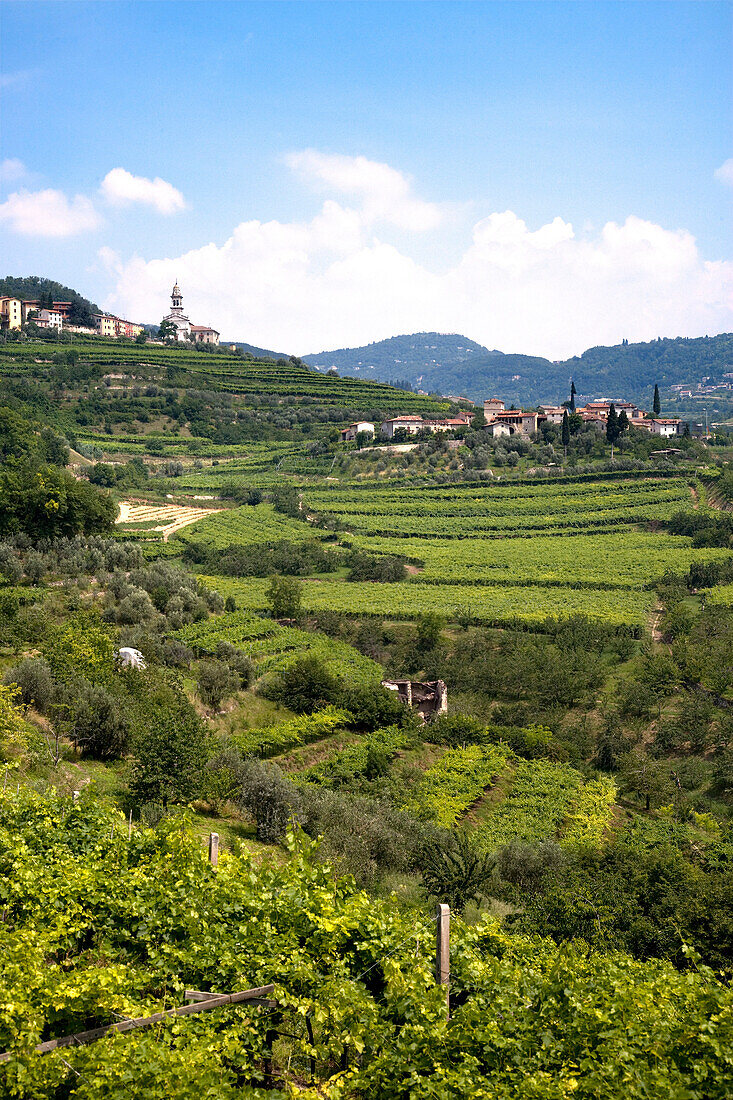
[653,384,661,416]
[606,403,620,460]
[570,380,577,411]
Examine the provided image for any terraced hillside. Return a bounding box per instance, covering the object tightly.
[171,471,723,628]
[0,338,449,413]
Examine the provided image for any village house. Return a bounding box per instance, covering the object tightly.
[649,418,685,437]
[537,405,566,424]
[488,410,539,436]
[379,413,473,439]
[35,308,65,330]
[580,400,642,420]
[483,397,506,417]
[94,314,117,337]
[380,415,426,439]
[0,296,77,330]
[94,313,144,339]
[485,420,513,438]
[339,421,375,443]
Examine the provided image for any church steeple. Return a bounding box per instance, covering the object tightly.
[171,282,183,315]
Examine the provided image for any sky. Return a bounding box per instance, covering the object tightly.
[1,0,731,358]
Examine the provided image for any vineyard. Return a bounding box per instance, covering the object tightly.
[303,475,692,538]
[173,503,318,549]
[200,573,653,625]
[474,760,591,849]
[171,608,384,683]
[2,789,730,1099]
[402,744,511,827]
[0,339,447,414]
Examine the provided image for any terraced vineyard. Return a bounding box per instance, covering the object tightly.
[170,608,384,683]
[174,503,318,549]
[0,339,447,413]
[304,475,691,538]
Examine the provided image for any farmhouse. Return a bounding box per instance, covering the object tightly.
[649,418,685,437]
[339,421,375,443]
[380,415,426,439]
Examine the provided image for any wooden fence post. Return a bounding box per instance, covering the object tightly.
[435,903,450,1019]
[209,832,219,868]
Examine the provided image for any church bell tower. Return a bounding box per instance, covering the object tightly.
[170,282,183,315]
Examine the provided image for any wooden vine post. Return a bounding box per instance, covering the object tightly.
[435,903,450,1020]
[209,832,219,868]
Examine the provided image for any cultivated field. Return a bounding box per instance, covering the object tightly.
[117,500,222,541]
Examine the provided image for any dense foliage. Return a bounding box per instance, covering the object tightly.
[1,791,731,1099]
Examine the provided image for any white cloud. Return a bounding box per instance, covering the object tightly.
[100,168,186,215]
[714,158,733,187]
[0,188,101,236]
[286,150,443,232]
[0,158,28,183]
[104,156,733,359]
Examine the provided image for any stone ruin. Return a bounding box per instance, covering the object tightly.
[382,679,448,721]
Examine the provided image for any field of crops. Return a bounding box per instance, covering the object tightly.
[304,476,691,538]
[199,574,650,625]
[174,503,319,548]
[474,759,587,849]
[171,608,384,683]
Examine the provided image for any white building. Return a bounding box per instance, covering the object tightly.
[36,308,64,330]
[380,415,426,439]
[340,421,375,443]
[649,418,684,437]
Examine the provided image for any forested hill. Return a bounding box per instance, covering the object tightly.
[304,333,496,389]
[0,275,99,326]
[305,332,733,406]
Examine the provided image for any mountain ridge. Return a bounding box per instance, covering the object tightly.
[304,331,733,406]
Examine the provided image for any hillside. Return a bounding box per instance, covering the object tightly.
[0,336,455,452]
[304,332,495,390]
[305,331,733,406]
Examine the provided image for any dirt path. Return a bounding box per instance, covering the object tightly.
[648,604,664,643]
[117,501,223,542]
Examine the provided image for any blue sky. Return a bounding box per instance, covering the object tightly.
[1,1,731,356]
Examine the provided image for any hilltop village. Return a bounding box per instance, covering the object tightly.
[0,282,218,345]
[340,394,687,443]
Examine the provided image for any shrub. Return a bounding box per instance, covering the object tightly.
[63,679,129,759]
[3,657,56,713]
[197,660,240,710]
